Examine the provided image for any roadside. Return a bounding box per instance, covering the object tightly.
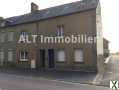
[0,68,97,85]
[99,55,119,87]
[0,55,116,88]
[0,72,110,90]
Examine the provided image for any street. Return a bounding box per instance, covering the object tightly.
[0,73,110,90]
[101,55,119,86]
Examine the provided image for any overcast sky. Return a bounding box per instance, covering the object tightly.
[0,0,118,53]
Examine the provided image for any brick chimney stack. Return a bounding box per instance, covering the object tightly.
[31,2,39,13]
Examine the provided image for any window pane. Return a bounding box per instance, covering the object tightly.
[20,32,28,40]
[57,50,65,62]
[20,50,28,61]
[75,49,83,62]
[24,51,28,59]
[57,25,64,36]
[20,51,24,59]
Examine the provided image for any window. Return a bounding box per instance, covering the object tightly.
[57,50,65,62]
[8,32,14,41]
[8,50,13,62]
[74,49,83,62]
[0,51,4,66]
[0,33,5,43]
[20,32,28,41]
[20,50,28,61]
[57,25,64,36]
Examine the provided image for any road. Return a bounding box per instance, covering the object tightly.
[0,73,110,90]
[101,55,119,86]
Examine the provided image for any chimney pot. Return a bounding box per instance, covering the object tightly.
[31,2,39,13]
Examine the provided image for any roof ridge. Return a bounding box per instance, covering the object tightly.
[1,0,99,27]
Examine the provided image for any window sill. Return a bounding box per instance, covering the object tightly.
[19,59,28,62]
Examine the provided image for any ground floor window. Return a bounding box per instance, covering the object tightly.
[20,50,28,61]
[0,51,4,66]
[8,50,13,62]
[57,50,65,62]
[74,49,83,62]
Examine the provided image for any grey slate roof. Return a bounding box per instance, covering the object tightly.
[2,0,99,27]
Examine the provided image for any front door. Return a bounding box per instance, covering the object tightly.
[39,49,45,68]
[48,49,55,68]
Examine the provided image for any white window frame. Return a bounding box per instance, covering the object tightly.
[74,49,83,63]
[20,50,28,61]
[20,32,28,41]
[57,50,65,62]
[8,32,14,41]
[57,25,64,36]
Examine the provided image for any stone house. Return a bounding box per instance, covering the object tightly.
[0,0,105,72]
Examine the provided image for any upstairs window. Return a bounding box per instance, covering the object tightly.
[8,32,14,41]
[19,31,28,43]
[20,50,28,61]
[20,32,28,40]
[57,25,64,36]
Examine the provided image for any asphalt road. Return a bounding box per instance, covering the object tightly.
[0,73,110,90]
[101,55,119,86]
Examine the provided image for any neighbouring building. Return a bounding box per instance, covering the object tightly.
[0,0,106,72]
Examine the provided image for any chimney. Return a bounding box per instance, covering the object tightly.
[31,2,39,13]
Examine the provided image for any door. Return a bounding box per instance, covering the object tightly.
[39,49,45,68]
[48,49,55,68]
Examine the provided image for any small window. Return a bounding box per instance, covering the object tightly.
[8,32,14,41]
[57,50,65,62]
[8,51,13,62]
[57,25,64,36]
[20,32,28,40]
[74,49,83,62]
[20,50,28,61]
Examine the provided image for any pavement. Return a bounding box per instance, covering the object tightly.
[100,55,119,87]
[0,72,110,90]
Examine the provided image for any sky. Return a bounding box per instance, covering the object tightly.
[0,0,118,53]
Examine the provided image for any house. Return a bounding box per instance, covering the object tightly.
[0,0,104,72]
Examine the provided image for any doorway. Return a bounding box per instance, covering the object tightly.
[48,49,55,68]
[39,49,45,68]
